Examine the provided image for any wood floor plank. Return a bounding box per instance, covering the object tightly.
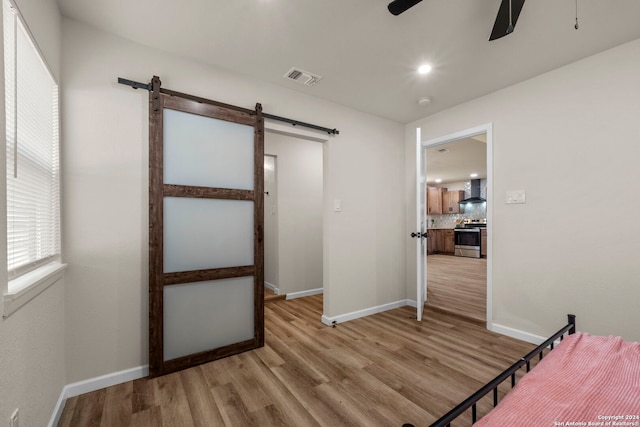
[68,389,106,427]
[210,382,254,426]
[426,254,486,322]
[155,371,195,427]
[240,352,322,427]
[334,368,433,427]
[57,294,537,427]
[131,377,157,414]
[129,406,163,427]
[252,343,285,368]
[269,362,352,427]
[198,354,241,388]
[100,381,132,427]
[57,395,77,427]
[226,352,275,413]
[249,404,288,426]
[264,287,286,303]
[179,367,225,427]
[312,381,387,427]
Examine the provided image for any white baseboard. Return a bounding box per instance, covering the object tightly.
[406,299,417,308]
[48,365,148,427]
[264,281,280,295]
[321,299,412,326]
[285,288,322,300]
[491,323,548,345]
[49,388,68,427]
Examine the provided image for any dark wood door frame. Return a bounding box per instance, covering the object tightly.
[148,76,264,377]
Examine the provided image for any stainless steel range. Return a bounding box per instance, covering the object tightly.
[454,219,486,258]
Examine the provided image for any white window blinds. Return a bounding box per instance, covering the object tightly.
[3,0,61,280]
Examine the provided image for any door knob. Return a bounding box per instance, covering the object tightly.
[410,232,419,238]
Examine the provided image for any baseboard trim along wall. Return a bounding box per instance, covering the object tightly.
[264,281,280,295]
[48,365,148,427]
[490,323,549,345]
[321,299,413,326]
[285,288,322,300]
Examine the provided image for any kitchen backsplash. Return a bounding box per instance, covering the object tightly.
[427,204,486,228]
[427,179,487,228]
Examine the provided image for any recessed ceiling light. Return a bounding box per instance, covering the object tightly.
[435,178,442,183]
[418,64,432,75]
[470,173,478,178]
[418,97,432,106]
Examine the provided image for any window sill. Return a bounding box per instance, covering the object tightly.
[3,262,67,318]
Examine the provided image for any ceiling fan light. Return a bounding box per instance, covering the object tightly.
[388,0,423,16]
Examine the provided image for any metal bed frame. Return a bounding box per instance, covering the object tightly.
[403,314,576,427]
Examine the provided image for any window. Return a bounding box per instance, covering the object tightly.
[3,0,61,297]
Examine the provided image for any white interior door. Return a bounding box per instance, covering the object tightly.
[419,123,493,328]
[416,128,427,321]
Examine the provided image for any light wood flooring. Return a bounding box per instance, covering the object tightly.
[264,287,286,303]
[58,294,535,427]
[426,255,486,324]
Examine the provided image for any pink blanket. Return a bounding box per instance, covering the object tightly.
[474,332,640,426]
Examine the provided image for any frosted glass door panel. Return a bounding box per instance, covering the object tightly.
[163,277,254,361]
[164,108,254,190]
[164,197,254,273]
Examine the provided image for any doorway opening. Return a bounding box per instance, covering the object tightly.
[263,130,324,303]
[419,124,493,327]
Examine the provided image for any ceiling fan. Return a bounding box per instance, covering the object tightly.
[387,0,526,41]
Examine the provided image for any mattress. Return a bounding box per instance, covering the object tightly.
[473,332,640,426]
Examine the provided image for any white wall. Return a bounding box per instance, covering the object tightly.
[0,0,65,426]
[265,131,323,295]
[406,38,640,342]
[61,18,405,382]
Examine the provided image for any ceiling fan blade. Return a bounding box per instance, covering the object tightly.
[489,0,526,40]
[388,0,423,16]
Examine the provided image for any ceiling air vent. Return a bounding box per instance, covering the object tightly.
[284,67,322,87]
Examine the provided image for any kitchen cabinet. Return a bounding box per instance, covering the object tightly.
[442,229,455,255]
[442,190,465,214]
[426,229,442,255]
[481,228,487,257]
[427,187,444,215]
[427,229,456,255]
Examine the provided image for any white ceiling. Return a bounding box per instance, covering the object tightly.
[426,136,487,185]
[56,0,640,123]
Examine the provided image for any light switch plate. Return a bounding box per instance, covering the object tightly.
[506,190,526,204]
[333,199,342,212]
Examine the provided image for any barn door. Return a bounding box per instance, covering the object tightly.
[148,77,264,377]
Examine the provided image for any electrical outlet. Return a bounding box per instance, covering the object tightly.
[10,408,19,427]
